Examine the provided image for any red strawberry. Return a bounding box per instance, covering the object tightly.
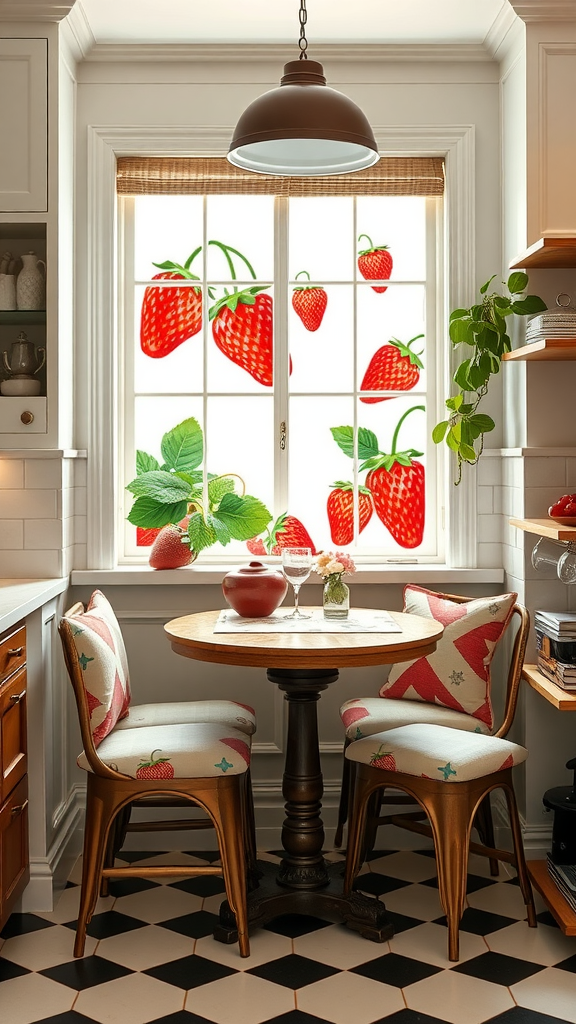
[327,482,373,545]
[370,745,397,771]
[246,513,317,556]
[363,405,426,549]
[149,524,197,570]
[137,527,161,547]
[211,289,275,386]
[136,749,174,779]
[360,335,424,403]
[292,271,328,332]
[357,234,393,293]
[140,249,202,358]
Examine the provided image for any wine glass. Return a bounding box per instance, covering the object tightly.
[281,547,313,619]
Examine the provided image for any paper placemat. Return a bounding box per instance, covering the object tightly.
[213,608,403,634]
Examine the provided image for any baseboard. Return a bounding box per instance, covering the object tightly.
[19,784,85,913]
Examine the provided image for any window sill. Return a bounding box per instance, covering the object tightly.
[71,565,505,586]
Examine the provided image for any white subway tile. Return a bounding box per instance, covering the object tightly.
[502,458,523,488]
[24,519,64,550]
[74,460,87,487]
[73,515,87,544]
[524,487,565,519]
[477,486,493,514]
[24,459,62,489]
[524,457,567,488]
[504,544,525,580]
[478,515,502,543]
[73,487,87,516]
[566,460,576,490]
[0,489,57,518]
[0,548,61,577]
[0,460,24,489]
[60,489,74,520]
[478,458,502,486]
[72,543,87,570]
[477,542,503,568]
[0,520,24,549]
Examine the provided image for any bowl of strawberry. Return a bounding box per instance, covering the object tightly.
[549,494,576,526]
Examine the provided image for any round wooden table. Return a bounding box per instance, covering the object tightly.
[164,607,443,944]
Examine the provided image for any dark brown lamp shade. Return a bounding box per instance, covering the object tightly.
[228,60,379,177]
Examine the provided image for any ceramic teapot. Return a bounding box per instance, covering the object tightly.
[2,332,45,377]
[222,561,288,618]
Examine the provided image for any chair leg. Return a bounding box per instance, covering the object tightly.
[334,740,352,849]
[75,776,120,957]
[100,803,133,896]
[343,769,377,894]
[204,782,250,958]
[243,770,261,889]
[363,789,384,859]
[474,793,499,876]
[503,780,537,928]
[424,785,475,962]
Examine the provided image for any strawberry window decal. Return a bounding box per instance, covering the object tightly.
[327,482,373,546]
[291,270,328,332]
[246,512,317,556]
[357,234,393,293]
[360,335,424,403]
[140,247,203,358]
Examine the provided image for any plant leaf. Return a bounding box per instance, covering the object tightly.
[507,271,528,294]
[161,417,204,472]
[450,318,473,344]
[453,360,471,390]
[510,296,548,315]
[330,426,380,460]
[187,511,218,553]
[136,450,160,475]
[469,413,495,433]
[215,492,272,541]
[460,443,477,462]
[208,476,236,505]
[126,470,191,503]
[206,513,233,546]
[432,420,449,443]
[445,394,463,412]
[449,308,469,321]
[127,496,188,528]
[446,428,461,453]
[480,274,497,294]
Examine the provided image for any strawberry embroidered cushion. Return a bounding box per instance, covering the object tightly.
[114,699,256,736]
[379,586,517,730]
[340,696,490,742]
[77,722,251,778]
[346,723,527,783]
[64,589,131,747]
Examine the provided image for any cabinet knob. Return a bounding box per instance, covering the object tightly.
[10,799,28,818]
[7,647,23,658]
[10,690,26,704]
[20,411,34,425]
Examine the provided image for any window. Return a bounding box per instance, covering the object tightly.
[117,158,445,564]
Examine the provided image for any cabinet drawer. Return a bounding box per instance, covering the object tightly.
[0,667,27,807]
[0,626,26,684]
[0,775,29,929]
[0,397,47,434]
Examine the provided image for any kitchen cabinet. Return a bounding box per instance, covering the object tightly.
[0,39,47,213]
[0,621,29,931]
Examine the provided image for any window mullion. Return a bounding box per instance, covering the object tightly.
[274,196,290,521]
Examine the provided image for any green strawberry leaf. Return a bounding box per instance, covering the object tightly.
[161,417,204,473]
[432,420,449,444]
[206,513,233,546]
[331,426,380,460]
[126,470,191,504]
[507,271,529,294]
[187,511,218,553]
[136,450,160,475]
[215,492,272,541]
[127,497,188,528]
[208,476,236,506]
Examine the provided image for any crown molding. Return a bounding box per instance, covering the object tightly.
[79,41,494,64]
[510,1,576,20]
[0,1,75,21]
[484,2,523,60]
[61,0,93,61]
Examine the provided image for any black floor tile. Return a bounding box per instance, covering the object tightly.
[383,909,423,935]
[145,954,238,990]
[263,914,333,939]
[434,906,515,935]
[353,873,410,896]
[40,956,133,990]
[1,913,55,939]
[371,1012,456,1024]
[115,851,161,863]
[261,1013,334,1024]
[351,951,441,988]
[32,1014,101,1024]
[182,851,222,863]
[162,910,220,939]
[107,876,159,897]
[0,957,31,982]
[170,876,226,897]
[537,910,560,928]
[62,911,146,940]
[452,951,544,986]
[485,1008,574,1024]
[555,953,576,973]
[466,873,499,893]
[147,1015,217,1024]
[248,953,339,989]
[364,849,400,861]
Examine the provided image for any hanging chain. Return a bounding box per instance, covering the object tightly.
[298,0,308,59]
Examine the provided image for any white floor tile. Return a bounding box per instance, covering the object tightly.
[513,967,576,1023]
[368,851,438,883]
[486,919,576,965]
[405,968,514,1024]
[185,972,294,1024]
[202,892,229,915]
[195,928,291,969]
[0,924,96,971]
[297,970,404,1024]
[113,885,202,923]
[96,924,195,971]
[390,921,488,968]
[0,974,74,1024]
[467,882,532,921]
[294,923,390,970]
[34,885,115,924]
[379,882,444,921]
[75,972,184,1024]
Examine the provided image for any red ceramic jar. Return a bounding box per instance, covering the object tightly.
[222,561,288,618]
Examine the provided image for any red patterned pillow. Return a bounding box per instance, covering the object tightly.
[379,586,517,730]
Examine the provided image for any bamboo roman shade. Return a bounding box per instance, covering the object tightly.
[116,157,444,197]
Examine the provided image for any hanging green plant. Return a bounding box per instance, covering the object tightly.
[432,272,547,484]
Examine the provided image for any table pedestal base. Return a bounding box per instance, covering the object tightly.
[213,860,394,944]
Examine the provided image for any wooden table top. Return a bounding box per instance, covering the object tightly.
[164,608,443,670]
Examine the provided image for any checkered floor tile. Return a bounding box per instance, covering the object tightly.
[1,847,575,1024]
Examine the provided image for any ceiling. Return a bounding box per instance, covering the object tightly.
[78,0,510,46]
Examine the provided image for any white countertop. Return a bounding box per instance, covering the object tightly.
[0,578,68,633]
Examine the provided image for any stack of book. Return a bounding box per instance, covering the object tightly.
[535,611,576,689]
[547,855,576,912]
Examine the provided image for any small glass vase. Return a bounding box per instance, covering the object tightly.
[323,575,350,620]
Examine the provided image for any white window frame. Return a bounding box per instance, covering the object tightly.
[84,124,476,571]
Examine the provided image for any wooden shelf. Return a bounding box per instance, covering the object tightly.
[510,237,576,269]
[502,339,576,362]
[0,311,46,326]
[523,664,576,711]
[528,860,576,935]
[510,517,576,541]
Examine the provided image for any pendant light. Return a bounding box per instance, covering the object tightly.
[228,0,379,176]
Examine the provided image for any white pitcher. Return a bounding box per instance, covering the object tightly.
[16,251,46,310]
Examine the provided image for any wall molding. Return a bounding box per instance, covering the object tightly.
[20,784,84,912]
[0,2,74,21]
[511,0,576,21]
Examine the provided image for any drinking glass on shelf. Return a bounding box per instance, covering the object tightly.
[558,543,576,584]
[531,536,569,574]
[281,547,313,619]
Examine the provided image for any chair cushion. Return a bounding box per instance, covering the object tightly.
[64,590,131,747]
[346,723,527,783]
[77,722,251,778]
[115,700,256,736]
[340,697,491,742]
[379,586,517,730]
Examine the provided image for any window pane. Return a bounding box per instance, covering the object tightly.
[357,284,427,397]
[207,286,275,393]
[357,196,427,281]
[134,196,204,281]
[289,197,354,281]
[289,284,353,393]
[134,283,204,392]
[206,196,274,282]
[133,396,204,465]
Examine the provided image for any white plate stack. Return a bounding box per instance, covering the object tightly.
[526,293,576,342]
